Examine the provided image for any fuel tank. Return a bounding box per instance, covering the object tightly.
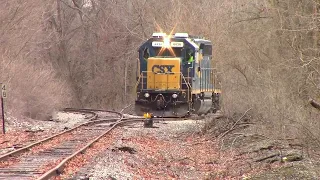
[193,92,214,115]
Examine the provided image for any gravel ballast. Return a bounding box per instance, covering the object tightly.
[73,120,220,179]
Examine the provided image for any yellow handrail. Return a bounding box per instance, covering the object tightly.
[135,71,192,102]
[134,73,142,95]
[134,69,221,101]
[181,74,191,102]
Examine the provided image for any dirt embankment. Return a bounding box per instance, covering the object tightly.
[203,113,320,179]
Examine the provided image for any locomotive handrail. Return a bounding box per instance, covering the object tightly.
[199,68,221,92]
[135,71,192,101]
[181,73,191,102]
[135,75,142,90]
[135,68,221,97]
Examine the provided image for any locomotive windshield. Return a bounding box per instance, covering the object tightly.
[139,36,196,65]
[154,47,183,57]
[142,46,193,65]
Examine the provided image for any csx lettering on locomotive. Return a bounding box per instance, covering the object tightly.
[152,65,175,73]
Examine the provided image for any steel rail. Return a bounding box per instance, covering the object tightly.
[37,116,211,179]
[36,115,210,179]
[0,115,98,162]
[63,108,123,118]
[62,108,98,119]
[0,110,122,161]
[0,107,204,179]
[0,114,210,161]
[37,118,144,180]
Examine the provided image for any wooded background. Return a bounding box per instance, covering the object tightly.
[1,0,319,149]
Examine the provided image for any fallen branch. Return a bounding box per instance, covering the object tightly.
[176,157,195,162]
[254,152,280,162]
[309,98,320,110]
[120,104,132,113]
[233,133,269,139]
[218,108,252,139]
[0,141,9,144]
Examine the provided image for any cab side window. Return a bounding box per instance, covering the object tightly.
[186,48,194,64]
[143,48,150,60]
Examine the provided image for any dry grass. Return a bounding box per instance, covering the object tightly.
[2,58,72,119]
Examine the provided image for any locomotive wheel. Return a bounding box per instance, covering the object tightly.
[135,102,189,117]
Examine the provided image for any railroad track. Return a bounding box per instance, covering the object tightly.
[0,108,143,180]
[0,108,221,179]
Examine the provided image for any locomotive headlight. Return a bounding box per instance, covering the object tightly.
[144,93,150,98]
[163,37,170,48]
[172,93,178,99]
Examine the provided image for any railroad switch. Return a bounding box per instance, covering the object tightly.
[143,113,154,128]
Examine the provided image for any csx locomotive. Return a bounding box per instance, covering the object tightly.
[135,32,221,117]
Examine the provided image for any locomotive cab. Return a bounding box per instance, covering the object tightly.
[135,33,220,117]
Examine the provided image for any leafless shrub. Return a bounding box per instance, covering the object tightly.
[214,0,320,154]
[0,1,72,119]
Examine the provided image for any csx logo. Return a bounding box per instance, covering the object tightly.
[152,65,175,73]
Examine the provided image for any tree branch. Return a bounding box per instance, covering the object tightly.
[309,98,320,110]
[219,108,253,139]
